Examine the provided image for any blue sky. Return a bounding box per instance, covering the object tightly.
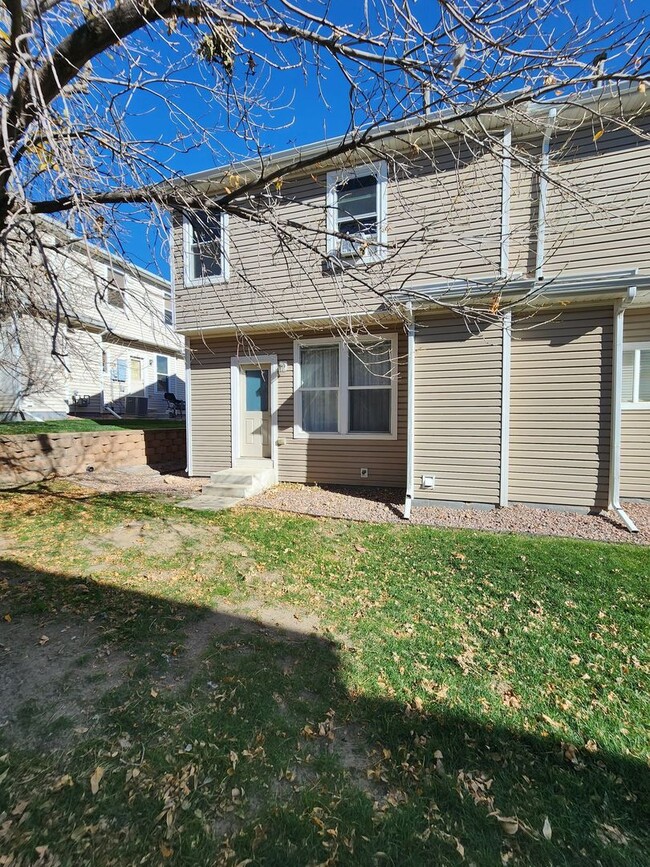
[109,0,647,279]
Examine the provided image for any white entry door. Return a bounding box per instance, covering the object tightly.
[240,365,271,459]
[129,357,144,395]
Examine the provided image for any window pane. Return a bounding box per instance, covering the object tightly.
[349,342,392,386]
[157,356,169,393]
[190,211,222,241]
[189,211,222,279]
[193,248,222,279]
[245,370,268,412]
[303,390,338,432]
[338,176,377,219]
[301,345,338,388]
[622,350,634,401]
[349,389,390,433]
[338,190,376,220]
[640,350,650,401]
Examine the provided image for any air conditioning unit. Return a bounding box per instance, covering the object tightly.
[339,231,375,258]
[125,396,148,417]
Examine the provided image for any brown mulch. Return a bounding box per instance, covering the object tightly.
[246,484,650,545]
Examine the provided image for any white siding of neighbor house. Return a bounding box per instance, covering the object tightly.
[103,344,185,418]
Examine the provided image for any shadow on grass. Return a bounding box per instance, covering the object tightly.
[0,554,647,867]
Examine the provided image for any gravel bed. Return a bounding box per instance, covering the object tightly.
[246,483,650,545]
[71,464,204,497]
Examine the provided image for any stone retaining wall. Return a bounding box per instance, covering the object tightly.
[0,428,186,486]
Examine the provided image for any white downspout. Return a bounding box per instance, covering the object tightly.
[500,127,512,278]
[536,108,557,280]
[499,311,512,507]
[184,338,193,476]
[609,287,638,532]
[403,302,415,520]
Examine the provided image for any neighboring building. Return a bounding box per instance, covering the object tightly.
[0,220,185,420]
[171,85,650,525]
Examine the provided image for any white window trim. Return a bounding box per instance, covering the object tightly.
[183,210,230,287]
[326,161,388,264]
[293,334,398,440]
[622,342,650,410]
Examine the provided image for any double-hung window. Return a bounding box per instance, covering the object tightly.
[622,344,650,407]
[183,210,228,285]
[326,162,387,262]
[295,337,397,437]
[106,266,126,309]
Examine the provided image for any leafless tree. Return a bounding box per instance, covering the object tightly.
[0,0,648,388]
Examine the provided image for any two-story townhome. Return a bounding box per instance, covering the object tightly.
[171,85,650,529]
[0,219,185,420]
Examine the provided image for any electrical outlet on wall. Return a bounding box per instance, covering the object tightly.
[360,468,369,478]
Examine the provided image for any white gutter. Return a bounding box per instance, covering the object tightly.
[535,108,557,280]
[175,83,647,191]
[500,127,512,278]
[499,311,512,507]
[184,338,193,476]
[609,287,638,532]
[391,268,650,307]
[403,303,416,520]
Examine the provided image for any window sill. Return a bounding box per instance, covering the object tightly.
[325,250,387,269]
[294,430,397,441]
[622,402,650,410]
[184,275,227,288]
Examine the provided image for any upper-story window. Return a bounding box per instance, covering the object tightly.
[326,161,387,263]
[183,210,228,285]
[294,336,397,438]
[106,266,126,309]
[623,344,650,408]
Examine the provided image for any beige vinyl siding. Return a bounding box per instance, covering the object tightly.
[509,308,612,509]
[189,329,407,485]
[621,307,650,499]
[174,146,503,333]
[413,314,502,504]
[544,121,650,276]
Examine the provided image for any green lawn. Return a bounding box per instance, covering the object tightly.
[0,482,647,866]
[0,418,185,435]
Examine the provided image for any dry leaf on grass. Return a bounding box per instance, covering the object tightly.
[90,766,104,795]
[492,814,519,835]
[542,817,552,840]
[52,774,73,792]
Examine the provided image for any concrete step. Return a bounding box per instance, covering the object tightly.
[177,495,241,512]
[209,471,257,486]
[202,482,255,498]
[178,464,276,513]
[208,467,275,488]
